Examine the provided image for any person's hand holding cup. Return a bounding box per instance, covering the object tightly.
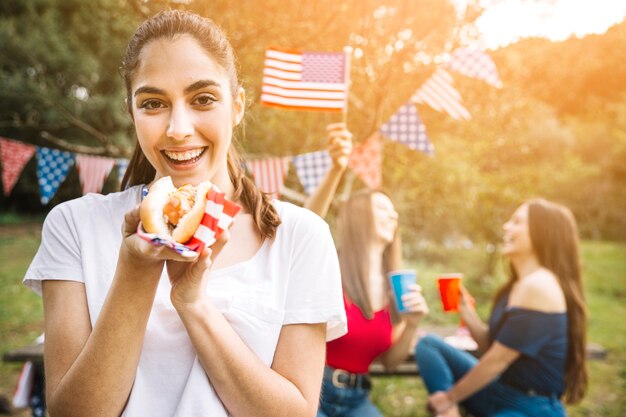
[388,270,428,325]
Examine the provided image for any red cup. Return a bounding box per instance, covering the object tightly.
[438,273,463,312]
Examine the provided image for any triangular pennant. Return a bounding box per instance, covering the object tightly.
[36,147,75,205]
[247,157,291,197]
[447,48,503,88]
[292,150,332,195]
[116,158,129,188]
[379,103,435,156]
[75,154,115,195]
[0,137,36,196]
[411,68,471,121]
[349,132,382,189]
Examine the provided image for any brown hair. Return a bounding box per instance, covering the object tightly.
[494,198,587,403]
[119,10,280,239]
[336,190,402,321]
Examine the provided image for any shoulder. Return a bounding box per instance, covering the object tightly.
[45,186,141,229]
[274,200,330,233]
[509,268,566,313]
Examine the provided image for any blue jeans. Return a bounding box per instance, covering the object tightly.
[415,334,566,417]
[317,370,382,417]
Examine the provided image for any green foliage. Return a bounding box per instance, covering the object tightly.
[1,226,624,416]
[0,0,625,247]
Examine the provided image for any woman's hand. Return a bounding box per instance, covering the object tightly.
[458,285,476,322]
[428,391,458,416]
[167,228,231,308]
[121,205,198,269]
[326,122,353,170]
[400,284,429,326]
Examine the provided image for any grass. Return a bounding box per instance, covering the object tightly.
[0,223,624,416]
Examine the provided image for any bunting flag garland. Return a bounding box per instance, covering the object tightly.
[247,157,291,197]
[292,150,332,195]
[76,154,116,195]
[261,46,348,112]
[380,103,434,156]
[447,48,503,88]
[411,68,471,121]
[349,132,382,189]
[116,158,129,187]
[0,137,36,196]
[36,147,75,205]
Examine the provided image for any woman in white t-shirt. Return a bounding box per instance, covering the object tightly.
[24,10,346,417]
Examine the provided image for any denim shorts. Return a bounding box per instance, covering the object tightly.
[317,368,382,417]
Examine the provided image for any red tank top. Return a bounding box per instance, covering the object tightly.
[326,298,393,373]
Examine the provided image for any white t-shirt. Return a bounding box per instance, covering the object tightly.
[24,185,347,417]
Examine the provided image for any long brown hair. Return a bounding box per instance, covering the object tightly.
[336,190,402,321]
[118,10,280,239]
[494,198,587,403]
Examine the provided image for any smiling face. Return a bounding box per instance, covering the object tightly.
[371,192,398,244]
[502,203,534,259]
[130,34,244,189]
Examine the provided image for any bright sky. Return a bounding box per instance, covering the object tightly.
[456,0,626,49]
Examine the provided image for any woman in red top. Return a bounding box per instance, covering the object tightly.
[306,124,429,416]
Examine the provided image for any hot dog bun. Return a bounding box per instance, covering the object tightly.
[140,176,212,244]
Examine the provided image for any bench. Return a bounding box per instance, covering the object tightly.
[3,327,607,416]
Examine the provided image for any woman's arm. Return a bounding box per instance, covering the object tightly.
[43,207,200,417]
[429,342,520,414]
[458,286,490,350]
[304,123,352,218]
[379,284,429,370]
[178,299,326,417]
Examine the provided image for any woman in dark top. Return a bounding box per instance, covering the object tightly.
[415,198,588,417]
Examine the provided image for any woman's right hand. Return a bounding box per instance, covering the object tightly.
[401,284,429,327]
[326,122,353,170]
[121,205,201,268]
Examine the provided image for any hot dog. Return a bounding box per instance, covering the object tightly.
[139,176,212,244]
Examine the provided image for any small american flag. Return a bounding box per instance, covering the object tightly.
[247,157,291,197]
[411,68,471,121]
[76,154,115,195]
[261,46,349,112]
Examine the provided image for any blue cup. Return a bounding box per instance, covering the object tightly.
[388,270,417,313]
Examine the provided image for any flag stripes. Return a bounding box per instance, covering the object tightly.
[247,157,291,197]
[411,69,471,121]
[76,154,116,195]
[261,46,348,112]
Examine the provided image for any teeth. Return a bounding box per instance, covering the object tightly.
[164,148,204,161]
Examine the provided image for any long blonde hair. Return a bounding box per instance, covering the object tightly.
[119,10,280,239]
[336,190,402,321]
[494,198,587,403]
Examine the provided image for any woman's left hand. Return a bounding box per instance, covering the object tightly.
[167,229,230,308]
[428,391,455,414]
[401,284,429,325]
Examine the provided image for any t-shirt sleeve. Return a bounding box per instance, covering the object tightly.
[283,212,347,342]
[494,309,555,358]
[23,203,83,295]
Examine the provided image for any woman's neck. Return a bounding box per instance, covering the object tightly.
[511,254,542,280]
